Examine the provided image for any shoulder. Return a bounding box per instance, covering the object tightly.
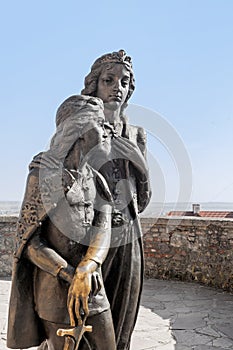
[29,151,60,170]
[121,114,146,144]
[29,152,45,170]
[126,124,147,156]
[128,124,146,140]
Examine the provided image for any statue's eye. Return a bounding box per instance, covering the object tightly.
[122,78,130,87]
[103,77,112,84]
[122,81,128,87]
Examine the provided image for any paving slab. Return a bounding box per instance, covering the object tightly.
[1,278,233,350]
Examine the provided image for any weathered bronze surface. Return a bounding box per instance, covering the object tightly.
[57,319,92,350]
[7,50,151,350]
[82,50,151,350]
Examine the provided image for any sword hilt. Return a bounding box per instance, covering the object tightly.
[57,323,92,350]
[57,325,92,338]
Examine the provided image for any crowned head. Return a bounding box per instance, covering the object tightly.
[81,50,135,109]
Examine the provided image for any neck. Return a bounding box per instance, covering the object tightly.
[103,104,121,124]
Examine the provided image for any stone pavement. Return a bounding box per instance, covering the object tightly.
[1,278,233,350]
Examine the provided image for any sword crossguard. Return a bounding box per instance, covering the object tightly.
[57,325,92,338]
[57,324,92,350]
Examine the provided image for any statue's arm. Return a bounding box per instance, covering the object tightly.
[112,135,152,212]
[15,162,65,259]
[25,232,75,284]
[17,164,74,283]
[136,126,147,157]
[136,128,152,212]
[67,203,111,326]
[134,166,152,213]
[131,126,152,212]
[16,168,74,283]
[83,204,111,264]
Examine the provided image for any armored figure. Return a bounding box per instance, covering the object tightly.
[7,95,116,350]
[82,50,151,350]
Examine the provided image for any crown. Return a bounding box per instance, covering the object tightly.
[91,49,133,70]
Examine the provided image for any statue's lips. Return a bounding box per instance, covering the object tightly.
[108,95,122,102]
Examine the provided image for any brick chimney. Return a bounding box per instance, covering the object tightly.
[192,203,200,214]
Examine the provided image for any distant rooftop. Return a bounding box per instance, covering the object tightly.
[167,203,233,219]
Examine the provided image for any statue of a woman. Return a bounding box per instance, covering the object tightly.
[82,50,151,350]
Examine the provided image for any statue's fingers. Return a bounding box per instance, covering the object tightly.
[114,138,146,162]
[74,298,82,326]
[81,295,89,318]
[114,216,123,224]
[67,295,75,327]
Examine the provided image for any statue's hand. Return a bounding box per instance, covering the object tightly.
[67,260,99,326]
[112,209,127,227]
[112,137,148,176]
[67,265,92,326]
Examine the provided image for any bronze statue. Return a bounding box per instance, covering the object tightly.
[7,95,117,350]
[7,50,151,350]
[82,50,151,350]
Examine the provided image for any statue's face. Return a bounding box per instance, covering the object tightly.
[96,64,130,110]
[80,116,107,156]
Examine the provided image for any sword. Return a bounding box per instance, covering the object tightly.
[57,319,92,350]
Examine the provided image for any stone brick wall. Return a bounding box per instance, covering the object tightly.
[142,217,233,292]
[0,216,16,276]
[1,216,233,292]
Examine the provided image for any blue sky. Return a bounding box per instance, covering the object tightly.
[1,0,233,204]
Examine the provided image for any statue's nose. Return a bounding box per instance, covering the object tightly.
[113,79,121,91]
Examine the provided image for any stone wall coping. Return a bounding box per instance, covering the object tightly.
[0,216,18,223]
[140,216,233,227]
[1,215,233,226]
